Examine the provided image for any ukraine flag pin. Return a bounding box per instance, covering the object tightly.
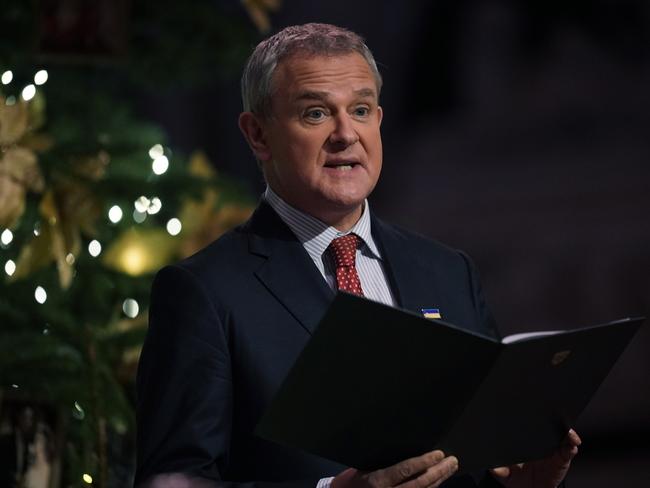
[422,308,441,320]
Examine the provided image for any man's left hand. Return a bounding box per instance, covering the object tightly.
[490,429,581,488]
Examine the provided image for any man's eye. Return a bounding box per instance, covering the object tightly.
[354,107,370,117]
[305,109,326,120]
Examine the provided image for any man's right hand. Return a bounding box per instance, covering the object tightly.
[331,450,458,488]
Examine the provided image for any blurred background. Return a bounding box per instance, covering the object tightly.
[0,1,648,487]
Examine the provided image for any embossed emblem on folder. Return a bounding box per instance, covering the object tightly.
[551,350,571,366]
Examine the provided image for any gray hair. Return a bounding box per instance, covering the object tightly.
[241,23,383,118]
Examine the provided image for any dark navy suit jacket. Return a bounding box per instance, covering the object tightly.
[135,201,502,488]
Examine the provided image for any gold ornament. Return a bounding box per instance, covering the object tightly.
[73,150,110,181]
[0,98,30,145]
[102,227,177,277]
[0,95,49,227]
[11,171,103,288]
[178,151,253,257]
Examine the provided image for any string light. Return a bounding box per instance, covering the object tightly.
[108,205,123,223]
[1,229,13,246]
[134,196,150,213]
[133,210,147,223]
[82,474,93,484]
[148,143,164,159]
[34,69,48,85]
[166,218,182,236]
[1,70,12,85]
[34,286,47,304]
[21,84,36,101]
[148,197,162,214]
[65,253,75,265]
[134,195,163,215]
[73,401,85,420]
[4,260,16,276]
[88,240,102,257]
[122,298,139,318]
[152,155,169,175]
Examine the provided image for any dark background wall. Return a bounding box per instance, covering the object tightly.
[138,1,650,486]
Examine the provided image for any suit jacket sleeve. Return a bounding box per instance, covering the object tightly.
[135,265,233,482]
[135,265,320,488]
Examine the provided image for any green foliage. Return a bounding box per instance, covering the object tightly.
[0,1,262,486]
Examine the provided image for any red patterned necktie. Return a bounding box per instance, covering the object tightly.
[328,234,365,296]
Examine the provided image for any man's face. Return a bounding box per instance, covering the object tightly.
[258,52,383,227]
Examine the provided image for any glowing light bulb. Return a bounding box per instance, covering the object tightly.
[134,196,150,213]
[1,229,13,245]
[1,70,12,85]
[65,253,75,265]
[108,205,123,223]
[34,69,48,85]
[4,259,16,276]
[82,473,93,484]
[88,240,102,257]
[122,298,140,318]
[166,218,182,236]
[152,155,169,175]
[35,286,47,304]
[133,210,147,223]
[148,143,164,159]
[147,197,162,214]
[21,84,36,101]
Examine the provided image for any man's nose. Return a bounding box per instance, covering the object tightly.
[328,113,359,148]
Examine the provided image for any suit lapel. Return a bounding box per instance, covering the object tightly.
[245,202,334,335]
[371,215,444,315]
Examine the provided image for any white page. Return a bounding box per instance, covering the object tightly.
[501,330,563,344]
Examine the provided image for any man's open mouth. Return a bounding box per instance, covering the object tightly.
[324,161,360,171]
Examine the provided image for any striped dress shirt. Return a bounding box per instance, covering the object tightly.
[265,187,396,487]
[264,187,396,307]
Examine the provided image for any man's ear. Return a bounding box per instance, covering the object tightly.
[377,105,383,127]
[238,112,272,162]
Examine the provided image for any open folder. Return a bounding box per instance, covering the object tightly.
[255,292,644,472]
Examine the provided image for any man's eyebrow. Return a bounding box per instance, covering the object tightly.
[354,88,376,99]
[294,88,377,102]
[294,90,329,102]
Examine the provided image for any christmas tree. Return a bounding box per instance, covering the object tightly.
[0,1,279,486]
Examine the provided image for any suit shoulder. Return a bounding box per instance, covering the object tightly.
[156,226,256,287]
[374,218,467,264]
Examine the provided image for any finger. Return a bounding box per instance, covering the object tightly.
[558,442,580,463]
[396,456,458,488]
[490,467,511,479]
[567,428,582,446]
[374,450,445,486]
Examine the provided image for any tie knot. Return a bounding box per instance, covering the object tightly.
[328,234,359,268]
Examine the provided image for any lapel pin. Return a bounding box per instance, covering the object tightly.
[422,308,441,320]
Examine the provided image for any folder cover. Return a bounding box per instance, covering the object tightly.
[256,293,644,472]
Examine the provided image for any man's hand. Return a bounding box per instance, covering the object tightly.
[490,429,581,488]
[331,450,458,488]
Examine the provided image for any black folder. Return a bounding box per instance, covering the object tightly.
[255,293,644,472]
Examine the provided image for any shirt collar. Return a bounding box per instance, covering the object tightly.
[263,186,382,261]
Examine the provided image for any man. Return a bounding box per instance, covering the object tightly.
[135,23,580,488]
